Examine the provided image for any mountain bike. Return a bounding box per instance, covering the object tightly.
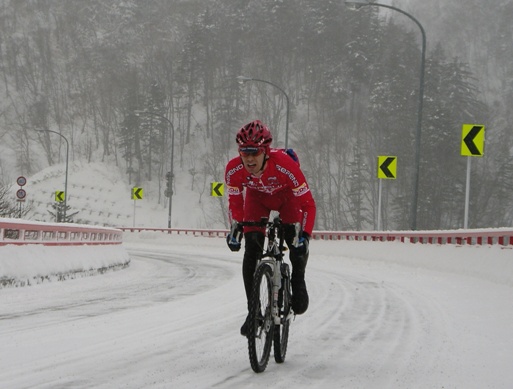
[240,217,294,373]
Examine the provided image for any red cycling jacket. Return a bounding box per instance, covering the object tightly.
[225,148,316,235]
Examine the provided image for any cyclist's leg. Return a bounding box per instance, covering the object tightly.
[242,190,269,300]
[242,231,265,301]
[285,233,309,314]
[240,231,265,336]
[241,190,268,336]
[277,192,310,315]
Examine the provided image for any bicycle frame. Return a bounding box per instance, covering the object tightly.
[259,218,287,325]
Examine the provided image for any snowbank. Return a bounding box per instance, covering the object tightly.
[316,239,513,287]
[0,244,130,287]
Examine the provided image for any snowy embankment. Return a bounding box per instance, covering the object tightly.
[0,217,129,287]
[0,244,130,287]
[318,238,513,287]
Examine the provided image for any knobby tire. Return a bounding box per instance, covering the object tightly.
[247,264,274,373]
[273,264,291,363]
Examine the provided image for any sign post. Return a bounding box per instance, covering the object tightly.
[461,124,485,229]
[377,156,397,230]
[131,187,143,227]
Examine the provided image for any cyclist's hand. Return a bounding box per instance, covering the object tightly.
[292,232,310,256]
[227,234,241,251]
[226,221,243,252]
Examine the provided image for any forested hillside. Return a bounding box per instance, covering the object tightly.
[0,0,511,230]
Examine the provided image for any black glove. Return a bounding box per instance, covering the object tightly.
[292,230,310,256]
[226,221,243,252]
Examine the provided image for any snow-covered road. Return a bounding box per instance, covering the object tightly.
[1,233,513,388]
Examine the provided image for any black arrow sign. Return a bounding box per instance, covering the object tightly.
[55,191,65,202]
[212,182,223,197]
[463,125,483,156]
[133,188,143,200]
[379,157,396,178]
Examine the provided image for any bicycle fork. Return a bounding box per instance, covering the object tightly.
[272,260,282,325]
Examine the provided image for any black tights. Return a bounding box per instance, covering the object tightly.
[242,232,265,303]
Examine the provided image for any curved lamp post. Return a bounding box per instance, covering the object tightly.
[35,129,69,222]
[135,110,175,228]
[345,0,426,231]
[236,75,290,149]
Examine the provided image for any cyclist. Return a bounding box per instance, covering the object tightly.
[224,120,316,337]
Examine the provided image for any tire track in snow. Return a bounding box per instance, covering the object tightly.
[282,258,453,388]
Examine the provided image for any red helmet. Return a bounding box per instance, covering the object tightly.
[236,120,273,148]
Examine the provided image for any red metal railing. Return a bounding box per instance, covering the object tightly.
[119,227,513,246]
[2,217,512,247]
[0,218,123,246]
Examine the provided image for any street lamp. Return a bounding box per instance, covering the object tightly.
[35,129,69,222]
[236,75,290,149]
[135,110,175,228]
[345,0,426,231]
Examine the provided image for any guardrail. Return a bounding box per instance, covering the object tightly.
[312,230,513,245]
[0,218,123,246]
[3,218,512,247]
[120,227,228,237]
[119,227,513,246]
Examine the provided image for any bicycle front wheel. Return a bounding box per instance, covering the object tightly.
[274,263,291,363]
[247,264,274,373]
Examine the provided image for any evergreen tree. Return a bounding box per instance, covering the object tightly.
[48,201,78,223]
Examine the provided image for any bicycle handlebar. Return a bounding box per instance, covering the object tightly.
[239,217,282,228]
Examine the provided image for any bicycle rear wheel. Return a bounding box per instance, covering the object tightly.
[247,264,274,373]
[274,263,291,363]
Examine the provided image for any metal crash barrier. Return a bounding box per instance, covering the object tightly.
[0,218,123,246]
[119,227,513,247]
